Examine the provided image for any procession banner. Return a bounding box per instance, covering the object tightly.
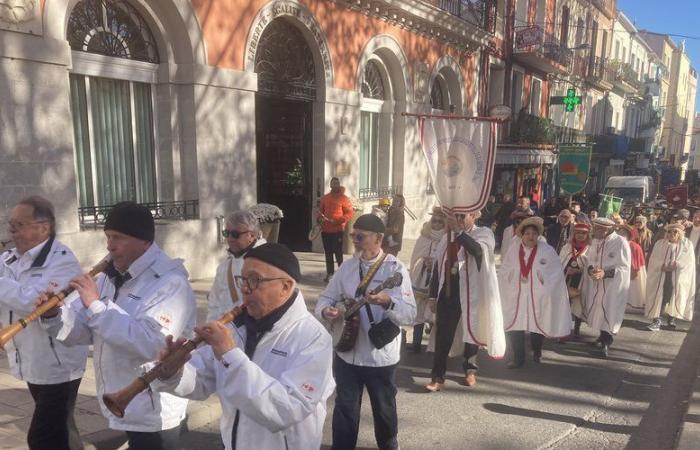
[558,144,592,195]
[599,193,623,217]
[665,185,688,208]
[419,118,497,213]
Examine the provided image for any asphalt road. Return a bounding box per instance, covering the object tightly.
[177,304,697,450]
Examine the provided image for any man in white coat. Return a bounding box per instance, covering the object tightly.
[579,217,631,357]
[501,210,532,258]
[316,214,415,450]
[207,210,266,322]
[425,210,506,391]
[499,217,571,367]
[646,223,696,330]
[153,243,335,450]
[0,196,88,450]
[40,202,196,450]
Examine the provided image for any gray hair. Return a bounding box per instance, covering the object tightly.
[227,210,262,238]
[18,195,56,236]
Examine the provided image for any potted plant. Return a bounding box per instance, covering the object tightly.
[249,203,283,243]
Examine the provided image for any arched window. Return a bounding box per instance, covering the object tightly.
[360,59,390,193]
[67,0,159,208]
[430,74,449,111]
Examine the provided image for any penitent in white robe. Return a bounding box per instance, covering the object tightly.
[579,232,631,334]
[559,242,588,319]
[429,227,506,358]
[500,240,572,337]
[409,224,445,325]
[645,238,696,321]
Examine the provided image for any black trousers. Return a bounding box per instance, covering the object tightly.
[430,287,479,382]
[332,356,398,450]
[508,331,544,366]
[125,424,182,450]
[27,378,83,450]
[321,232,344,276]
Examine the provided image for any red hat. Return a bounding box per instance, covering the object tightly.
[574,223,591,232]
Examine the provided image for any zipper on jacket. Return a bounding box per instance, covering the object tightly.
[48,336,62,366]
[284,435,289,450]
[9,311,22,379]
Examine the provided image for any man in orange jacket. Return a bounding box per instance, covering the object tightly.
[319,177,354,282]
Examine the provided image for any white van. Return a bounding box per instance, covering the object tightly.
[603,176,656,208]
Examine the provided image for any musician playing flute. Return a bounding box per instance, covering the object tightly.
[206,210,266,322]
[424,210,505,391]
[579,217,631,358]
[39,202,196,450]
[316,214,415,450]
[0,196,87,450]
[152,243,335,450]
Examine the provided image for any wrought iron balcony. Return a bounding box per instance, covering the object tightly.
[513,25,572,74]
[427,0,498,33]
[79,200,199,228]
[609,60,641,94]
[358,185,403,201]
[587,56,615,89]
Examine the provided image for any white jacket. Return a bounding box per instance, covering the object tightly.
[315,253,416,367]
[206,239,266,322]
[0,237,88,384]
[155,292,335,450]
[42,244,196,432]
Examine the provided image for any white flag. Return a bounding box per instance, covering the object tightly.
[420,118,497,213]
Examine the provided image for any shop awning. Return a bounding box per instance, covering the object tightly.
[495,146,557,165]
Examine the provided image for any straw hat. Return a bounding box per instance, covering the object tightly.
[516,216,544,236]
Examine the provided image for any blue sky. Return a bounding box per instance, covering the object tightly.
[618,0,700,113]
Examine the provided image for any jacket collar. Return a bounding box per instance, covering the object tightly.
[6,237,54,268]
[234,290,309,333]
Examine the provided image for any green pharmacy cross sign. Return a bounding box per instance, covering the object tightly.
[550,88,582,112]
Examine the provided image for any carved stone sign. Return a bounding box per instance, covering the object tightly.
[0,0,42,34]
[245,0,333,86]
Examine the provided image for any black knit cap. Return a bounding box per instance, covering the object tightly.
[245,243,301,282]
[104,202,155,242]
[353,214,386,234]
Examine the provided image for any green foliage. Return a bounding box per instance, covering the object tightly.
[509,109,555,145]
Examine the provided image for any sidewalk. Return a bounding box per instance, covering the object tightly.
[0,243,417,449]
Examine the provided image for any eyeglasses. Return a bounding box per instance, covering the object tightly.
[350,232,369,242]
[222,229,252,239]
[234,275,287,291]
[7,220,48,230]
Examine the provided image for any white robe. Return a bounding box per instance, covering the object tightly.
[500,241,572,337]
[559,242,588,319]
[627,264,647,309]
[501,225,517,257]
[430,227,506,358]
[645,238,696,321]
[579,232,631,334]
[409,225,444,325]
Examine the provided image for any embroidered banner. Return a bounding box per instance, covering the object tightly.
[419,118,497,213]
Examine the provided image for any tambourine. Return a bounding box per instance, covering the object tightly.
[308,224,322,241]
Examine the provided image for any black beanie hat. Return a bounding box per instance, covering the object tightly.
[353,214,386,234]
[245,243,301,281]
[104,202,155,242]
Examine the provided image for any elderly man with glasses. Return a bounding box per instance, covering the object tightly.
[152,243,335,449]
[645,223,696,331]
[316,214,415,450]
[633,215,654,258]
[207,211,266,322]
[545,209,575,254]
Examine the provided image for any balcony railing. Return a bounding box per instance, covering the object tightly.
[609,60,642,91]
[514,25,572,68]
[588,56,615,85]
[79,200,199,228]
[553,125,587,144]
[429,0,497,33]
[509,111,555,145]
[571,55,588,78]
[358,185,403,201]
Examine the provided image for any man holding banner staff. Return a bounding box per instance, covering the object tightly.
[424,209,505,391]
[38,202,196,450]
[151,243,335,450]
[0,196,88,450]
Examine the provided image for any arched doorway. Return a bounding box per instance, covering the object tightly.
[255,18,316,251]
